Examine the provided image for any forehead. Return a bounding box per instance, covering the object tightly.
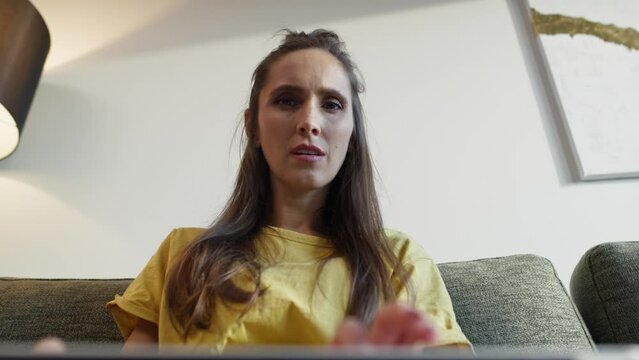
[262,48,352,97]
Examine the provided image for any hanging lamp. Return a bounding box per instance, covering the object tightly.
[0,0,50,160]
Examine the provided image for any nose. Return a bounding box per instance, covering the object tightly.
[297,101,321,137]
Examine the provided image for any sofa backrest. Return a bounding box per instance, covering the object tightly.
[570,241,639,343]
[1,254,595,351]
[0,278,129,342]
[439,254,594,352]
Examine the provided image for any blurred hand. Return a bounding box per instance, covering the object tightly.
[32,337,67,354]
[332,303,436,346]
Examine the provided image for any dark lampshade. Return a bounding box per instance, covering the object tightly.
[0,0,50,160]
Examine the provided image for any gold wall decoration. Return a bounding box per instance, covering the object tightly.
[531,8,639,51]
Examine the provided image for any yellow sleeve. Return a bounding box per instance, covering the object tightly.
[409,258,471,348]
[106,229,177,340]
[392,233,471,348]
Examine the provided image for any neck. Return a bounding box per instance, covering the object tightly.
[269,181,328,237]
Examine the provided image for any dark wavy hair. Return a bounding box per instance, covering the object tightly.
[165,29,412,339]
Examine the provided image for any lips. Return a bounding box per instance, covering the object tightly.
[290,144,325,156]
[290,144,325,162]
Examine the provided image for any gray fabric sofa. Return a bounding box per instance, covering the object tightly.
[0,254,598,351]
[570,241,639,344]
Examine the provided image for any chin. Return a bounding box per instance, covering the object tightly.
[289,175,331,192]
[295,181,328,192]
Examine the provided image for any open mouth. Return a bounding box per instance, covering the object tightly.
[291,144,325,156]
[290,144,325,161]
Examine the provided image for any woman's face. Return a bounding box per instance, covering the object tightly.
[254,48,354,194]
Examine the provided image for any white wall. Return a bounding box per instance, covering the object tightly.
[1,0,638,288]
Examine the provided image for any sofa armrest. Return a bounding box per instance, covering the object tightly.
[570,241,639,343]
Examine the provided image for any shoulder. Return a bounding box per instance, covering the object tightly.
[156,227,207,261]
[383,228,433,262]
[166,227,206,245]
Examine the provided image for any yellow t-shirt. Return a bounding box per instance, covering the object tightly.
[107,226,469,350]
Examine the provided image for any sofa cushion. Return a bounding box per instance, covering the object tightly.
[570,241,639,343]
[0,278,130,342]
[439,255,594,352]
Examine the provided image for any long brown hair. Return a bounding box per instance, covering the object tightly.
[166,29,412,339]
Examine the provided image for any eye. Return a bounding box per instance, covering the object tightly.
[275,96,299,108]
[322,99,343,111]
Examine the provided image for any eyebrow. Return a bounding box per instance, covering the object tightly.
[268,84,350,105]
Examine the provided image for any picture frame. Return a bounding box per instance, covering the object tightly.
[527,0,639,181]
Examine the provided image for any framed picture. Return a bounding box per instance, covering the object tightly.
[528,0,639,180]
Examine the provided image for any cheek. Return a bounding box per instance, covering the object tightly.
[331,120,354,158]
[257,114,291,167]
[258,114,282,146]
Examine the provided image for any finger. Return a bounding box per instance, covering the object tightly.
[332,317,369,346]
[392,305,433,345]
[400,316,437,345]
[369,303,409,345]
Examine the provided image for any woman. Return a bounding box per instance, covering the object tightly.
[107,29,470,351]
